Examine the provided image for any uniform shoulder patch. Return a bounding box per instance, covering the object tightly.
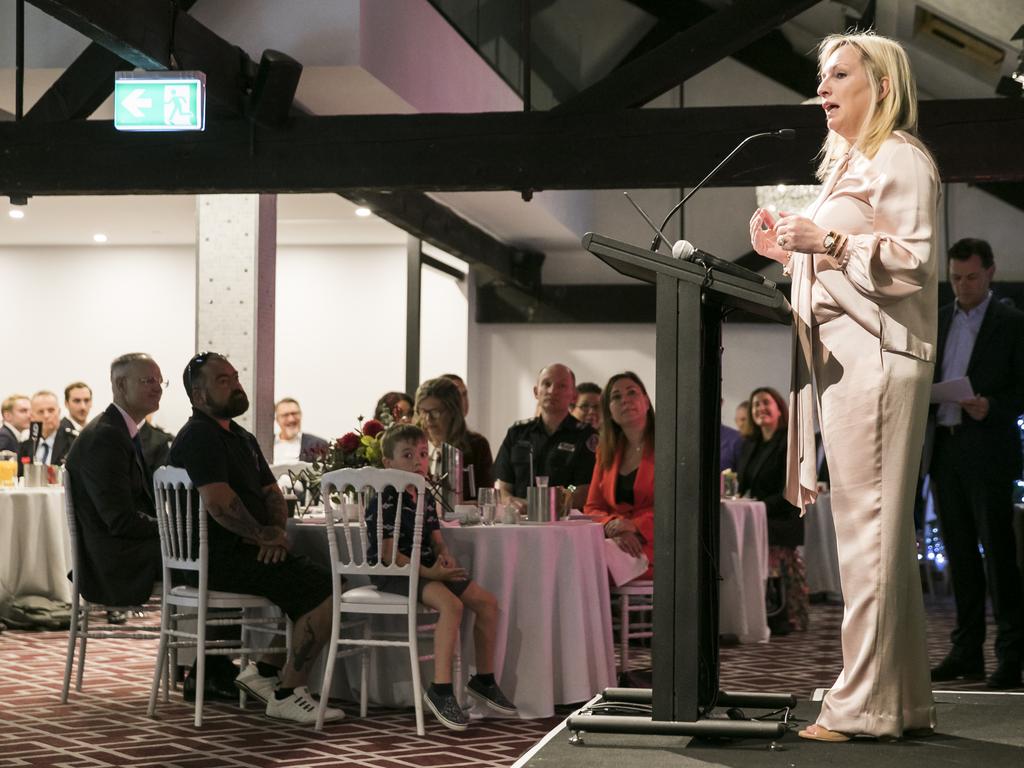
[511,417,534,428]
[585,433,599,452]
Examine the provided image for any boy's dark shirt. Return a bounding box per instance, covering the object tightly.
[364,488,440,567]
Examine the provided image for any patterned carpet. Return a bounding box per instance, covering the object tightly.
[0,596,1012,768]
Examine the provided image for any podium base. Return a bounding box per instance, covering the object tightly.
[565,687,794,741]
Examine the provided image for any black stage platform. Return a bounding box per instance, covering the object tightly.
[515,691,1024,768]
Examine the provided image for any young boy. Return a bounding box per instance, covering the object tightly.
[364,423,516,730]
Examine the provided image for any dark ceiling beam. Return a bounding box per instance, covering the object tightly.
[24,0,201,122]
[552,0,821,113]
[2,99,1022,195]
[347,190,543,292]
[620,0,818,97]
[26,0,254,116]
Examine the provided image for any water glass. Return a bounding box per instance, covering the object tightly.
[478,487,496,525]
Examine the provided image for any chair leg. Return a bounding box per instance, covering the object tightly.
[62,591,81,703]
[76,607,89,691]
[619,593,629,675]
[360,621,370,718]
[315,598,342,731]
[409,619,425,736]
[148,600,171,717]
[195,607,207,728]
[238,611,249,709]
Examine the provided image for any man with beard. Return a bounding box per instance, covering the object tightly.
[494,363,596,513]
[168,352,343,724]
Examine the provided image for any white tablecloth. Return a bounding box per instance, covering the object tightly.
[289,518,615,719]
[0,487,71,607]
[802,492,842,598]
[718,499,769,643]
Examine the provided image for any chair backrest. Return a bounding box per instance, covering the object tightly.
[62,467,81,594]
[151,466,207,581]
[320,467,426,589]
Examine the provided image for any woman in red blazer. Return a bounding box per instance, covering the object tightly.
[584,372,655,579]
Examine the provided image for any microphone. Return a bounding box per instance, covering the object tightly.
[672,240,777,291]
[649,128,795,251]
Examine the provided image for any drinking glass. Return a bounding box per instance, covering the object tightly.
[0,451,16,488]
[478,487,496,525]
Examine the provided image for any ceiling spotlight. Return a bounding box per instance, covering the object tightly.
[354,207,372,217]
[93,233,108,243]
[8,209,25,220]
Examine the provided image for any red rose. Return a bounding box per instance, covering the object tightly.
[337,433,361,453]
[362,419,385,438]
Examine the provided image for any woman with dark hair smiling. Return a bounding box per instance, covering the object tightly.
[584,372,654,579]
[737,386,807,637]
[414,377,493,499]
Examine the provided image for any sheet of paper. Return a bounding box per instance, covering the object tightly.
[930,376,974,404]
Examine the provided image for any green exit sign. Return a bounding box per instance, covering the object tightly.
[114,72,206,132]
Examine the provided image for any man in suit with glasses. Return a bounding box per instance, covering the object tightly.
[65,353,165,626]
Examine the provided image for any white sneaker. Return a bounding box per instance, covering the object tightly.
[265,686,345,724]
[234,663,279,704]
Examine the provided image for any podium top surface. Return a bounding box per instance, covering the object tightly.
[583,232,791,324]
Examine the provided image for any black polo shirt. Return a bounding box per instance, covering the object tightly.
[493,414,597,497]
[168,408,276,553]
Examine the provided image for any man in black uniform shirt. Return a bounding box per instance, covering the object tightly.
[168,352,343,724]
[494,363,596,512]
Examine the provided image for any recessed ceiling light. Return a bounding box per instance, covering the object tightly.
[93,233,108,243]
[354,207,372,218]
[8,209,25,220]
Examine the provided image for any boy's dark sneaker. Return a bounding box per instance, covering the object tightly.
[424,686,469,731]
[466,677,518,716]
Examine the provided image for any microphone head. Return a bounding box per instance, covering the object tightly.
[672,240,694,260]
[773,128,795,140]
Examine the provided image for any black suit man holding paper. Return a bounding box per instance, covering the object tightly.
[930,238,1024,689]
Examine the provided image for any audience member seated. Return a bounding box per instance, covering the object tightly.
[169,352,344,724]
[0,394,31,452]
[374,391,414,426]
[18,390,76,469]
[737,386,809,636]
[365,423,516,730]
[140,413,174,471]
[584,372,655,579]
[571,382,603,430]
[734,400,750,435]
[416,377,493,498]
[273,397,328,464]
[494,364,596,512]
[442,374,495,487]
[62,381,93,434]
[64,354,162,627]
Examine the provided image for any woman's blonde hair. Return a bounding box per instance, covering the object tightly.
[815,31,922,181]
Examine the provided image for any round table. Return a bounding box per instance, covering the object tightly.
[719,498,769,643]
[288,517,615,718]
[0,487,71,607]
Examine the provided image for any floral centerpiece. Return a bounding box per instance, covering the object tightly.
[288,418,385,513]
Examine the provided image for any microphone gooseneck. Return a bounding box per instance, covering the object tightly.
[650,128,795,251]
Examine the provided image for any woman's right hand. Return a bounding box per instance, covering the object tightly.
[749,208,791,265]
[604,517,638,537]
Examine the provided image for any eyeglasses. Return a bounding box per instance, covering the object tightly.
[574,403,600,412]
[417,407,445,421]
[138,377,170,389]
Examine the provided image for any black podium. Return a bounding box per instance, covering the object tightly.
[566,233,794,740]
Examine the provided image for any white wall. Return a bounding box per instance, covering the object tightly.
[419,264,469,386]
[470,324,656,446]
[0,245,196,432]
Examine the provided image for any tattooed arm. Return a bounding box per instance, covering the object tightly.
[262,482,289,530]
[196,481,288,551]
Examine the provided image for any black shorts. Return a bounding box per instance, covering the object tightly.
[184,542,334,622]
[372,575,472,602]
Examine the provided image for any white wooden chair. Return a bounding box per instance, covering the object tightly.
[147,467,290,727]
[316,467,453,734]
[611,579,653,676]
[61,468,161,702]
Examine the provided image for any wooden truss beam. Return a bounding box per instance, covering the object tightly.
[553,0,821,113]
[3,99,1022,196]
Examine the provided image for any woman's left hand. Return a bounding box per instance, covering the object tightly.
[773,211,829,254]
[612,531,645,558]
